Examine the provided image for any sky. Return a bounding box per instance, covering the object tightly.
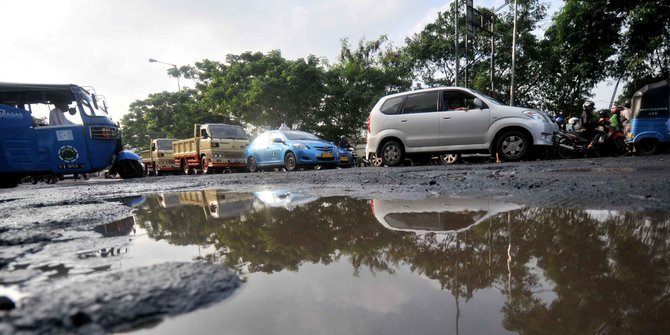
[2,0,617,122]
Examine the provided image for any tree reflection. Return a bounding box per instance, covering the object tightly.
[132,194,670,334]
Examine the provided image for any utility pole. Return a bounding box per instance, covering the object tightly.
[490,16,495,97]
[510,0,518,105]
[454,0,459,86]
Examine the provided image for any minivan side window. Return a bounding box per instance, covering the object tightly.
[380,96,404,115]
[401,92,439,114]
[442,91,486,110]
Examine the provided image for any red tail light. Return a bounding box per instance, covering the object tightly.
[367,116,371,133]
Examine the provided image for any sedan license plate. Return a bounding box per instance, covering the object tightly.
[340,157,349,162]
[321,152,333,158]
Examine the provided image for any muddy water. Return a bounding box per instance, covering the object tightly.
[112,190,670,334]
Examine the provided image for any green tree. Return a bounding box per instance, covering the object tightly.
[120,89,229,151]
[318,36,412,142]
[403,0,547,108]
[535,0,622,116]
[195,51,326,131]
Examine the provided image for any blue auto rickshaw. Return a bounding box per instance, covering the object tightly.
[626,80,670,155]
[0,82,143,188]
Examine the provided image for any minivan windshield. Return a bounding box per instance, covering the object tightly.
[469,89,503,105]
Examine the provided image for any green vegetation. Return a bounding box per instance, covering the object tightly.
[122,0,669,151]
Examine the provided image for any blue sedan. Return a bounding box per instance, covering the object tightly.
[245,130,339,172]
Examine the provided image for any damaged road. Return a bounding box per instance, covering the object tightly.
[1,154,669,333]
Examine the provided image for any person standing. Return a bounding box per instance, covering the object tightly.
[621,100,632,133]
[610,105,623,131]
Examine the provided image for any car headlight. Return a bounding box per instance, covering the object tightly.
[522,110,549,122]
[292,143,309,150]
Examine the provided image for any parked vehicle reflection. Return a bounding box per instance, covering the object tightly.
[371,196,522,234]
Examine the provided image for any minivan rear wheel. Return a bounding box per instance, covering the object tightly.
[380,141,404,166]
[496,131,528,161]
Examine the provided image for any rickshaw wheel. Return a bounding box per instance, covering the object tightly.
[0,177,20,188]
[635,139,658,156]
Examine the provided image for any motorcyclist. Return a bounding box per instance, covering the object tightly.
[338,136,351,149]
[609,105,623,132]
[555,113,565,130]
[580,101,600,151]
[588,109,610,150]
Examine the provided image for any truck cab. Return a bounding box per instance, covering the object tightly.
[0,82,143,188]
[173,123,249,174]
[141,138,179,176]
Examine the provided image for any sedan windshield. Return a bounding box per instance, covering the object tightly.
[209,125,247,139]
[283,131,320,141]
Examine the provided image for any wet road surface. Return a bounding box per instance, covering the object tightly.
[1,155,670,334]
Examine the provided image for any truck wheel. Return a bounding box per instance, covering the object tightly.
[181,159,192,175]
[201,157,212,174]
[284,152,298,171]
[496,131,528,161]
[247,157,258,172]
[118,160,144,179]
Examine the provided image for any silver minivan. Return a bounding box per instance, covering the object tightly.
[365,87,558,166]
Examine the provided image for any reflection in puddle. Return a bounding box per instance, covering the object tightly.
[372,196,522,233]
[115,191,670,335]
[94,216,136,237]
[9,190,660,334]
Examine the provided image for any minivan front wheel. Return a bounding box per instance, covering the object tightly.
[497,131,528,161]
[380,141,404,166]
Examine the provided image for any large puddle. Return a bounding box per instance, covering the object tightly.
[97,190,669,333]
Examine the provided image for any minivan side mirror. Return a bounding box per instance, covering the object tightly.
[473,98,483,109]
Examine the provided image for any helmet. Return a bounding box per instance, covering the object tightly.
[598,109,609,118]
[340,136,346,141]
[582,101,595,111]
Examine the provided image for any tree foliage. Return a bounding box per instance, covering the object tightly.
[120,0,669,144]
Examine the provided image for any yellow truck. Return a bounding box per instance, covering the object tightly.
[140,139,180,176]
[176,190,255,219]
[172,123,249,174]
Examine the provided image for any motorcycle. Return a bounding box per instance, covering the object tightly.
[557,118,627,158]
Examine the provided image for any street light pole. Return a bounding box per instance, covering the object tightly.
[510,0,518,105]
[148,58,181,91]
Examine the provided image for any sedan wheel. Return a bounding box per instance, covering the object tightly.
[369,153,383,167]
[380,141,403,166]
[439,153,461,165]
[247,157,258,172]
[284,152,298,171]
[497,131,528,161]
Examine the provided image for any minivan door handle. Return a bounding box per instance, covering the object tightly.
[400,119,407,122]
[443,116,451,119]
